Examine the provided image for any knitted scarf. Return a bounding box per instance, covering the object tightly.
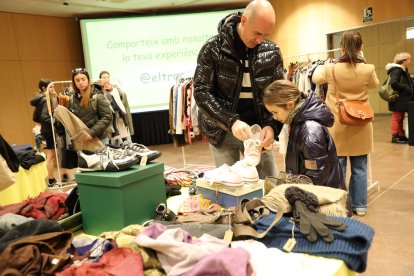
[284,97,305,126]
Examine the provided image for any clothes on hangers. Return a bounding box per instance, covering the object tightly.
[168,78,201,146]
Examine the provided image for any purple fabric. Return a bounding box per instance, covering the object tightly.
[141,223,195,243]
[184,247,252,276]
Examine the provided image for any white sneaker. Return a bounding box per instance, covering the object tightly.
[231,160,259,183]
[203,164,244,187]
[243,124,262,166]
[243,139,262,167]
[250,124,261,140]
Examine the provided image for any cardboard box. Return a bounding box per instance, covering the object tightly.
[196,178,263,208]
[75,163,166,235]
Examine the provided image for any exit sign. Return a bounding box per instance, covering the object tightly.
[363,6,373,22]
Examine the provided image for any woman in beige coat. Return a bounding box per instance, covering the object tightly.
[312,31,379,216]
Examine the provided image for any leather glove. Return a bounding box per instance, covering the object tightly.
[293,201,347,242]
[231,120,252,141]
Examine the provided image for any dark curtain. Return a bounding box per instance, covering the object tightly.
[131,110,173,146]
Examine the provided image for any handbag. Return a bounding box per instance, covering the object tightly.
[378,75,399,102]
[333,66,374,126]
[0,154,16,191]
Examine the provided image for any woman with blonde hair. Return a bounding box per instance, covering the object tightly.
[312,31,379,216]
[385,52,414,144]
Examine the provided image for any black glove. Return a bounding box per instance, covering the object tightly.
[293,201,347,242]
[285,186,347,243]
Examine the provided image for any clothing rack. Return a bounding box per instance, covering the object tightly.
[283,50,379,195]
[283,48,341,60]
[45,80,73,185]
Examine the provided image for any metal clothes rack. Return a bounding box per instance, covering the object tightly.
[45,80,73,185]
[283,48,341,60]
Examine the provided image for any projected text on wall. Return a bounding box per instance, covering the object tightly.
[80,10,240,112]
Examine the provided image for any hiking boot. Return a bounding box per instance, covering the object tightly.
[78,147,137,172]
[391,136,407,144]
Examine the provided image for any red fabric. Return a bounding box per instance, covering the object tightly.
[0,192,67,220]
[391,111,405,136]
[57,247,144,276]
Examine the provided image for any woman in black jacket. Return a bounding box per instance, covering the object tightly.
[69,68,112,143]
[263,80,345,190]
[385,52,414,144]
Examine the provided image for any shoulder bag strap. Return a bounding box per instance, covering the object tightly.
[232,199,287,239]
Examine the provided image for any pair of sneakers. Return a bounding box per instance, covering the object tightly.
[203,161,260,187]
[203,124,263,187]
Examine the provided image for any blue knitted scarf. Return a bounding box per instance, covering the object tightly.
[253,213,375,273]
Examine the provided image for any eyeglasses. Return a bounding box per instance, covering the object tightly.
[72,68,87,74]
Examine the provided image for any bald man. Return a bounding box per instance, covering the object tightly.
[194,0,284,179]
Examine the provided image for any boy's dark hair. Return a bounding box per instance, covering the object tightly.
[38,78,51,92]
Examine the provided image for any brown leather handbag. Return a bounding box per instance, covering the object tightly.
[333,66,374,126]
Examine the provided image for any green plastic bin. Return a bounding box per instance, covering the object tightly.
[75,163,166,235]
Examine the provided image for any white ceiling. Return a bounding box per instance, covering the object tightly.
[0,0,250,18]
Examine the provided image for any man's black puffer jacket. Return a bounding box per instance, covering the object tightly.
[193,12,285,147]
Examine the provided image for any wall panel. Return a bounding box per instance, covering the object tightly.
[0,12,82,145]
[0,13,19,60]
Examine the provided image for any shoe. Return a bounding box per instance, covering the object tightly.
[231,160,260,183]
[398,135,409,142]
[154,203,176,221]
[204,164,244,187]
[391,136,407,144]
[121,142,161,162]
[243,124,262,166]
[47,179,61,188]
[243,139,261,166]
[250,124,261,140]
[78,147,137,172]
[354,209,367,216]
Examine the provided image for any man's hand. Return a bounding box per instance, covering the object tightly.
[259,126,275,151]
[231,120,252,141]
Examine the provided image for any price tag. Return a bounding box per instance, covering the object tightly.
[282,238,296,252]
[223,229,233,244]
[140,156,148,166]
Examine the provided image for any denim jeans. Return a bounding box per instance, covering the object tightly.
[338,155,367,212]
[209,132,278,179]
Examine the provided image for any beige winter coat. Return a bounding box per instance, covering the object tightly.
[312,62,379,156]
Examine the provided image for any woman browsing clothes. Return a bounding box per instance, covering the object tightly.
[312,31,379,216]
